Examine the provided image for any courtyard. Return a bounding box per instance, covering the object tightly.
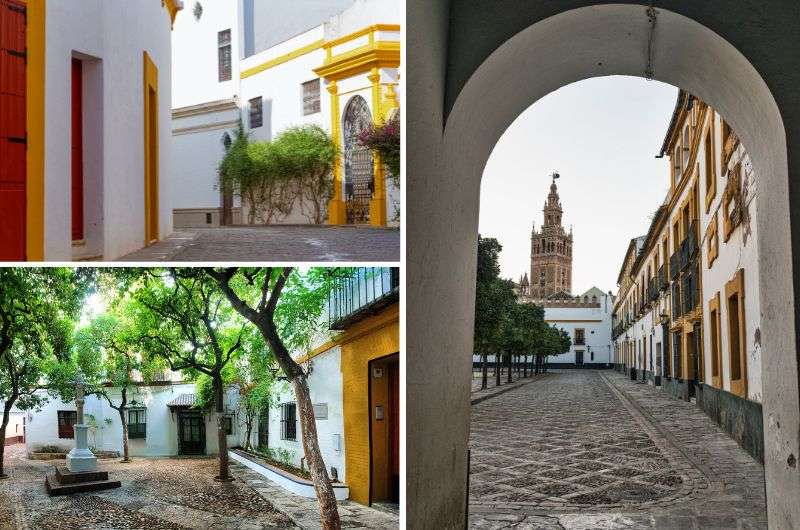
[118,226,400,262]
[469,370,767,529]
[0,444,398,529]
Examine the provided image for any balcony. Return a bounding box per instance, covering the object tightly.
[682,264,701,315]
[671,281,682,318]
[669,252,679,280]
[329,267,399,330]
[687,221,698,259]
[658,266,667,291]
[648,278,658,302]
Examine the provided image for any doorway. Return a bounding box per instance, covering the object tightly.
[369,353,399,505]
[143,52,159,246]
[178,412,205,455]
[342,96,374,225]
[257,406,269,449]
[575,351,584,366]
[71,58,84,243]
[0,0,27,260]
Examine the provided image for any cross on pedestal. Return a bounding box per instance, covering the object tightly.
[66,372,97,473]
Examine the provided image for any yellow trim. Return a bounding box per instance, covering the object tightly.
[368,67,387,227]
[326,81,346,224]
[162,0,180,27]
[241,39,325,79]
[296,303,399,364]
[314,41,400,81]
[26,0,46,261]
[322,24,400,51]
[143,52,160,246]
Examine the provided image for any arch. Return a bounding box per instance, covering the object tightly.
[341,95,374,224]
[408,3,798,528]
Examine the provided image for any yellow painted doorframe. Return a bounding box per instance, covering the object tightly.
[26,0,46,261]
[143,51,159,246]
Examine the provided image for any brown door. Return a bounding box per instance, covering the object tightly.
[71,58,84,241]
[388,362,399,502]
[0,0,27,260]
[178,412,205,455]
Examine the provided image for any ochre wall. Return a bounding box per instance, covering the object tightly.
[341,303,399,504]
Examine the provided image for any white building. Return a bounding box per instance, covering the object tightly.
[540,288,615,366]
[1,402,25,446]
[169,0,401,229]
[0,0,180,261]
[612,91,763,460]
[25,378,239,458]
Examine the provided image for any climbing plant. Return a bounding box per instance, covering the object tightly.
[358,114,400,187]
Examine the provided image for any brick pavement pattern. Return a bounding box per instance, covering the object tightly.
[0,445,295,529]
[469,370,767,529]
[118,226,400,262]
[229,460,399,529]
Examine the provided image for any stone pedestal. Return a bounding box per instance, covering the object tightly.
[66,424,97,473]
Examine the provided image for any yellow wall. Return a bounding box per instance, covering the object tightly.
[26,0,46,261]
[340,303,400,504]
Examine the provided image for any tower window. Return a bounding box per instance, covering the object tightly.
[218,30,232,82]
[249,97,263,129]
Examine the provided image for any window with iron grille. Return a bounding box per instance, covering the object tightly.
[280,403,297,441]
[249,97,263,129]
[574,328,585,346]
[127,408,147,439]
[218,29,232,82]
[57,411,77,439]
[222,415,233,435]
[302,79,321,115]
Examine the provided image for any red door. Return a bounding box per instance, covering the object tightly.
[0,0,27,260]
[71,58,84,241]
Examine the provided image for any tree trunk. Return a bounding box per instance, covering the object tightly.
[481,353,488,390]
[214,376,231,481]
[506,354,512,383]
[293,376,341,530]
[495,354,501,387]
[0,398,15,478]
[244,406,254,452]
[523,355,528,378]
[117,409,131,462]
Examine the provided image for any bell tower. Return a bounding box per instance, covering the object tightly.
[530,172,573,298]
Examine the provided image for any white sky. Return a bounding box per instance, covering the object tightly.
[478,76,679,295]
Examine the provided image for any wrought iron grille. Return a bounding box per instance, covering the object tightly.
[343,96,374,224]
[329,267,400,329]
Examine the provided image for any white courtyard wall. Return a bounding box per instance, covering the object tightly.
[43,0,173,261]
[261,348,347,481]
[545,296,614,366]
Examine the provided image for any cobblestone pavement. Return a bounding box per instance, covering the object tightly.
[0,445,294,529]
[469,370,767,529]
[229,460,399,529]
[118,226,400,262]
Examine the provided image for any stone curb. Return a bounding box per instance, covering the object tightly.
[471,373,550,405]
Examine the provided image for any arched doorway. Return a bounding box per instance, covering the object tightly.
[407,3,799,528]
[342,95,375,225]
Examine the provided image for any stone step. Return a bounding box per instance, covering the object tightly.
[55,466,109,484]
[45,472,121,496]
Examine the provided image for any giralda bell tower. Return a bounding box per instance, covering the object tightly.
[529,172,573,298]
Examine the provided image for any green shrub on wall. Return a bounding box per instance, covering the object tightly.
[218,123,338,224]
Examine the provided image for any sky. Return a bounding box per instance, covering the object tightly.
[478,76,679,296]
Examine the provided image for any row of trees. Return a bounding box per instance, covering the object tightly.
[219,123,338,224]
[0,267,349,529]
[473,237,571,390]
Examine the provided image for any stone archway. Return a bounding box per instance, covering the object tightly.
[408,3,800,528]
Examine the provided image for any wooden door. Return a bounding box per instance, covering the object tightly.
[71,58,84,241]
[0,0,27,260]
[388,361,399,502]
[178,413,205,455]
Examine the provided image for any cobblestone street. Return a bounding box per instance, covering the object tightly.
[118,226,400,262]
[0,445,293,529]
[469,370,767,529]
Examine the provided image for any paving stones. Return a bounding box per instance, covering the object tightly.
[119,226,400,262]
[469,370,768,529]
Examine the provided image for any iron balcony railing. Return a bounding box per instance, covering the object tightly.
[671,281,682,318]
[648,278,658,302]
[687,221,698,260]
[679,239,689,271]
[658,266,667,291]
[669,252,680,280]
[329,267,400,330]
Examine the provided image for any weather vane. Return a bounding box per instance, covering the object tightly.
[551,171,560,181]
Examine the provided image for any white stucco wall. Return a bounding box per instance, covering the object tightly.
[43,0,174,260]
[171,0,241,109]
[258,348,347,481]
[545,293,614,365]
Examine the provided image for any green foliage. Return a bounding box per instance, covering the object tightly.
[218,123,338,224]
[358,114,400,186]
[473,237,517,356]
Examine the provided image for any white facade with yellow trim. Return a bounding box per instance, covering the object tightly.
[4,0,179,261]
[169,0,400,228]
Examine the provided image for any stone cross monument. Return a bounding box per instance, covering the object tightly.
[65,372,98,473]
